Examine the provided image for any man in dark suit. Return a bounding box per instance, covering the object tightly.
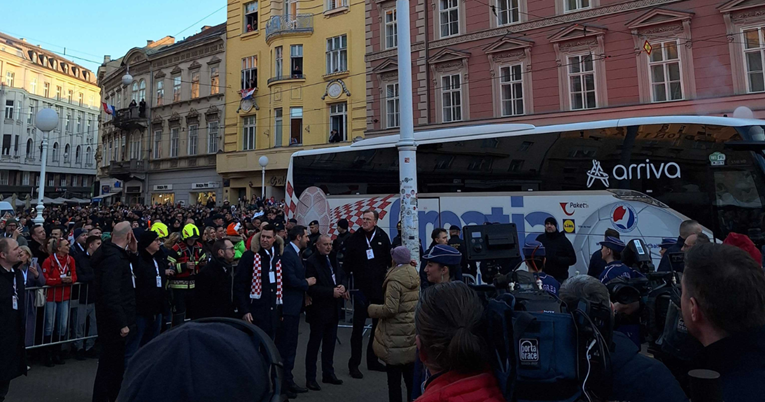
[305,235,347,391]
[277,225,317,398]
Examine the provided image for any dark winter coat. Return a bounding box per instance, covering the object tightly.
[700,325,765,402]
[535,230,576,282]
[234,234,284,336]
[343,226,392,302]
[133,249,168,317]
[74,251,97,304]
[0,265,26,382]
[587,249,607,278]
[195,257,235,319]
[92,240,136,340]
[305,251,345,325]
[658,236,685,273]
[281,243,308,316]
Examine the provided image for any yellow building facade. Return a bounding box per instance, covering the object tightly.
[219,0,366,202]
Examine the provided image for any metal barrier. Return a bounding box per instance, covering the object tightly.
[23,283,98,350]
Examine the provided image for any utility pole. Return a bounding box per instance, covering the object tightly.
[396,0,420,266]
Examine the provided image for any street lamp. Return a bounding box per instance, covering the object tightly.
[34,108,59,225]
[258,156,269,200]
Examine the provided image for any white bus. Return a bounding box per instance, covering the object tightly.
[285,116,765,275]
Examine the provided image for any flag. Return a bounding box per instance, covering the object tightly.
[102,102,116,115]
[240,88,256,100]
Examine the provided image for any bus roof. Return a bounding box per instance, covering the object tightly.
[291,115,765,158]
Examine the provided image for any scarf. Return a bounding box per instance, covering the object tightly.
[250,251,283,305]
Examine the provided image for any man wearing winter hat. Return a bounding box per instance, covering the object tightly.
[332,219,352,268]
[535,217,576,283]
[2,218,26,247]
[598,237,644,285]
[70,228,88,258]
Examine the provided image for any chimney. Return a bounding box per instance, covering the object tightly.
[104,55,111,63]
[19,38,27,42]
[147,40,154,45]
[201,25,212,32]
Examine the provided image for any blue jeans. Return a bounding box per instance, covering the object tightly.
[44,301,70,339]
[124,314,163,367]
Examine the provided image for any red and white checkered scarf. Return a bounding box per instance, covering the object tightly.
[250,251,283,305]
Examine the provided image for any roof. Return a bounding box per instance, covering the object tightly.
[152,23,226,56]
[0,30,96,84]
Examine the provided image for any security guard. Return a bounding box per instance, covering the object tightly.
[169,224,207,325]
[519,241,560,296]
[598,237,644,284]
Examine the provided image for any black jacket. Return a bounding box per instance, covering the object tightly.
[700,325,765,402]
[195,257,235,319]
[658,236,685,273]
[609,332,688,402]
[343,226,392,302]
[332,230,353,265]
[0,265,26,382]
[28,238,49,262]
[74,251,97,304]
[281,243,308,316]
[305,252,345,324]
[133,249,168,317]
[535,230,576,282]
[234,247,282,317]
[587,250,607,278]
[92,240,136,340]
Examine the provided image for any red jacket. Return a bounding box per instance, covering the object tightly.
[42,254,78,302]
[415,370,504,402]
[723,232,762,264]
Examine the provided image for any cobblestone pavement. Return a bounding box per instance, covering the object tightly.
[7,319,390,402]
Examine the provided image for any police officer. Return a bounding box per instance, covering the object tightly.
[518,241,560,296]
[598,237,644,284]
[587,229,620,278]
[659,238,676,258]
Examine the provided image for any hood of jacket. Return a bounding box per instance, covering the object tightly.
[249,232,284,254]
[384,263,420,291]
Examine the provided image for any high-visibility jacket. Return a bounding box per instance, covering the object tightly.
[169,241,206,289]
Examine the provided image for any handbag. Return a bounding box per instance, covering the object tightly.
[34,288,46,308]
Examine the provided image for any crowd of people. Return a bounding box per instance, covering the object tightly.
[0,201,764,402]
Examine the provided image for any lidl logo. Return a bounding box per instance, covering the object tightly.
[563,219,576,234]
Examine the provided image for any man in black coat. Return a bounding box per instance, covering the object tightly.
[0,238,25,401]
[332,219,352,268]
[277,225,316,398]
[343,209,391,378]
[73,235,101,360]
[234,225,283,340]
[305,235,347,390]
[535,217,576,283]
[195,239,237,319]
[91,222,137,402]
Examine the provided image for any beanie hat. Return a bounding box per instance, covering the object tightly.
[544,217,558,228]
[723,232,763,264]
[138,230,159,250]
[119,322,270,402]
[391,246,412,266]
[337,219,349,230]
[227,222,241,237]
[74,228,87,240]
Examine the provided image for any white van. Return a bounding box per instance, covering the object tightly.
[0,201,15,219]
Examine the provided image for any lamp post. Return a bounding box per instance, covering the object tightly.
[33,108,60,225]
[258,155,269,200]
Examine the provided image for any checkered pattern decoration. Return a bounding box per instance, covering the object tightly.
[286,181,298,218]
[326,194,397,239]
[250,254,283,305]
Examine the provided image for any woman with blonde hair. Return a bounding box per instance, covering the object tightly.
[18,246,46,347]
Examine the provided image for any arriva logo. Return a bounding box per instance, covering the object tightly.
[586,159,681,188]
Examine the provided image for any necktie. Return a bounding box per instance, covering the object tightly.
[326,256,336,284]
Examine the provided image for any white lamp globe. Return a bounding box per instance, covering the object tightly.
[35,108,59,132]
[122,73,133,87]
[258,155,269,168]
[733,106,754,119]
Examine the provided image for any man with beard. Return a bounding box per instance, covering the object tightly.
[535,217,576,283]
[195,239,237,319]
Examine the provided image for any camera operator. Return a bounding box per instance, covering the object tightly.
[559,275,688,402]
[682,243,765,402]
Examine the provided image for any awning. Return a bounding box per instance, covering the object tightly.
[42,197,65,205]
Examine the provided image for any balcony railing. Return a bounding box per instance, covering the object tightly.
[113,106,147,130]
[265,15,313,42]
[268,74,306,85]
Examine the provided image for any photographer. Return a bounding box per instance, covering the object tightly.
[682,243,765,402]
[559,275,688,402]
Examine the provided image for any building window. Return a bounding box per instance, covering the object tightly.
[132,82,139,104]
[139,80,146,101]
[564,0,589,12]
[500,64,524,116]
[1,135,9,155]
[77,112,82,133]
[5,72,14,87]
[68,90,73,103]
[56,86,61,100]
[497,0,519,25]
[286,0,298,20]
[4,100,13,120]
[242,56,258,90]
[78,92,84,106]
[173,76,182,102]
[28,101,36,125]
[22,171,30,186]
[210,67,220,95]
[274,108,283,147]
[47,176,54,187]
[439,0,459,38]
[326,0,347,11]
[243,116,256,150]
[245,1,259,32]
[290,107,303,145]
[441,74,462,122]
[188,124,198,155]
[153,130,162,159]
[0,171,8,186]
[156,80,164,106]
[66,111,72,133]
[52,142,60,162]
[386,83,400,128]
[291,45,303,77]
[170,128,179,157]
[207,121,219,153]
[26,139,33,159]
[191,72,200,99]
[385,9,398,49]
[44,82,50,98]
[326,35,348,74]
[329,103,347,142]
[89,95,94,107]
[275,46,283,79]
[76,145,82,164]
[744,27,765,92]
[64,144,70,163]
[86,117,92,136]
[86,147,92,164]
[30,78,37,94]
[568,54,596,110]
[130,134,141,160]
[649,41,682,102]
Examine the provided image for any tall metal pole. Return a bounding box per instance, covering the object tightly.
[396,0,420,265]
[261,166,266,199]
[34,130,49,225]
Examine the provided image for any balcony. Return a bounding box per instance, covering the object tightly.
[268,74,306,86]
[113,106,147,131]
[265,15,313,43]
[107,159,147,181]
